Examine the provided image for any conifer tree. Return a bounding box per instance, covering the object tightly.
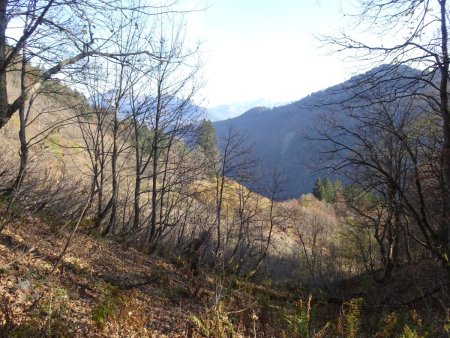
[333,179,343,193]
[332,179,344,205]
[312,177,325,201]
[195,119,218,177]
[323,177,335,204]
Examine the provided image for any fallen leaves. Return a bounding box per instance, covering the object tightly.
[0,217,211,337]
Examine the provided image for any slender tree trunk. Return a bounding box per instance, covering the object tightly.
[249,196,275,279]
[149,118,159,244]
[103,107,119,237]
[133,168,141,229]
[147,80,162,246]
[214,152,228,258]
[97,121,106,227]
[439,0,450,275]
[150,133,176,252]
[132,119,142,229]
[403,217,413,263]
[12,47,29,191]
[215,175,225,256]
[0,0,9,128]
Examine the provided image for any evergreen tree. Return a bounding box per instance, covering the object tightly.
[332,179,344,204]
[323,176,335,204]
[312,177,325,201]
[333,179,343,193]
[195,119,218,177]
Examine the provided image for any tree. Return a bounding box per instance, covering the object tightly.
[70,8,203,244]
[315,93,433,281]
[225,180,262,275]
[141,17,202,251]
[5,7,88,195]
[323,177,334,204]
[129,94,154,231]
[312,177,325,201]
[322,0,450,274]
[248,169,284,279]
[10,59,85,193]
[333,179,343,194]
[195,119,218,177]
[332,179,345,211]
[213,124,255,258]
[291,197,340,288]
[0,0,179,130]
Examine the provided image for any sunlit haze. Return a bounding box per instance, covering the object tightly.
[184,0,355,108]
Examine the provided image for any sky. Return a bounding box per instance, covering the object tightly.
[183,0,356,108]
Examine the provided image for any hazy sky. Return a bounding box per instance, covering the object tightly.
[185,0,355,107]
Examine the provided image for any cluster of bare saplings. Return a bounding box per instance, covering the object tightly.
[0,0,302,284]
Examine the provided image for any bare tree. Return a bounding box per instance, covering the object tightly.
[77,57,137,237]
[247,169,284,279]
[225,181,262,275]
[212,124,255,258]
[0,0,185,129]
[74,10,157,236]
[314,88,442,278]
[139,17,203,251]
[129,89,154,231]
[321,0,450,274]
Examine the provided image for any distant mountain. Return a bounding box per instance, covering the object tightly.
[214,65,426,199]
[89,93,205,124]
[214,101,318,199]
[207,99,285,122]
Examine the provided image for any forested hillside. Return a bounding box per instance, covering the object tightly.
[213,65,425,199]
[0,0,449,337]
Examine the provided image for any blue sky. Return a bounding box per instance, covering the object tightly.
[184,0,356,107]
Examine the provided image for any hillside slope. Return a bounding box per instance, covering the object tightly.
[0,209,447,337]
[214,65,426,199]
[0,213,211,337]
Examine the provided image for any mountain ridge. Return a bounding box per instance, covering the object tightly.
[213,64,425,199]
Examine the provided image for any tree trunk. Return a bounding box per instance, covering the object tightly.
[147,78,162,247]
[0,0,8,128]
[102,106,119,237]
[439,0,450,275]
[12,47,29,191]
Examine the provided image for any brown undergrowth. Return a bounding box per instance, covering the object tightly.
[0,207,448,337]
[0,211,211,337]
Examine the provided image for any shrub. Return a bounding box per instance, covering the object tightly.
[285,295,312,337]
[191,302,238,337]
[91,284,147,335]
